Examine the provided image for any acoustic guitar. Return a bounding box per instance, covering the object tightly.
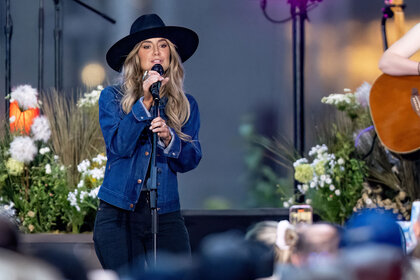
[369,74,420,155]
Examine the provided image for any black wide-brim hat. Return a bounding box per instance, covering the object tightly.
[106,14,199,72]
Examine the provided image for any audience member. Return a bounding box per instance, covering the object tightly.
[0,248,63,280]
[245,220,298,264]
[290,222,340,267]
[340,208,419,280]
[342,208,405,251]
[31,247,89,280]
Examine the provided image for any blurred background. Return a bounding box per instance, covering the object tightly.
[1,0,419,209]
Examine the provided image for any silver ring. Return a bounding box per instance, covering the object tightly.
[142,71,149,82]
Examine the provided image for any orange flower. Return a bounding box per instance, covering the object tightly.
[9,100,40,134]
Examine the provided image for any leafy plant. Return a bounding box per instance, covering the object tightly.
[243,82,417,224]
[0,86,105,233]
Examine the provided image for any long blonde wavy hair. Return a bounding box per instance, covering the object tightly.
[120,39,191,141]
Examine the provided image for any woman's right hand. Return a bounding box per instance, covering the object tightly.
[142,70,169,110]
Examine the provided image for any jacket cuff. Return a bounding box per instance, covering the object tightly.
[164,128,181,158]
[131,97,152,121]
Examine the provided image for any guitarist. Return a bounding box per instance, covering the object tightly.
[378,22,420,191]
[379,23,420,75]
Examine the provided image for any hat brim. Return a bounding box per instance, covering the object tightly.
[106,26,199,72]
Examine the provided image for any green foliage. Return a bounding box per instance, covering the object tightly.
[0,137,70,232]
[203,196,232,210]
[0,87,104,233]
[239,118,294,208]
[294,140,367,225]
[241,83,415,224]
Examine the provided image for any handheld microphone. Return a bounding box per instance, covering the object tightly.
[150,64,164,99]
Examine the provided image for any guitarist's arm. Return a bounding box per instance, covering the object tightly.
[379,23,420,76]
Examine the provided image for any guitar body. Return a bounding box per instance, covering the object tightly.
[369,74,420,155]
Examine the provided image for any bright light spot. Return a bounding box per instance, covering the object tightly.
[81,63,105,87]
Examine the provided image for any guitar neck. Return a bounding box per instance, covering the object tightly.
[391,0,405,38]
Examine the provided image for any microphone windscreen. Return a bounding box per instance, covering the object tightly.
[151,64,164,76]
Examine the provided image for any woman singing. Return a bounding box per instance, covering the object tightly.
[93,14,201,271]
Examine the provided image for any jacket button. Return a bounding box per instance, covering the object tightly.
[130,204,134,208]
[157,182,160,186]
[157,168,161,173]
[137,179,142,184]
[145,151,150,156]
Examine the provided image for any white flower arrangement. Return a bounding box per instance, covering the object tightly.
[294,144,339,196]
[68,192,80,211]
[10,85,39,110]
[39,147,51,155]
[31,116,51,143]
[9,136,37,163]
[68,154,106,212]
[354,82,371,108]
[92,153,107,165]
[45,164,52,174]
[67,186,100,212]
[77,159,91,173]
[89,167,106,181]
[77,85,103,108]
[321,93,354,107]
[321,83,371,117]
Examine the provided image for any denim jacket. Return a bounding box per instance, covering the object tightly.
[97,85,202,214]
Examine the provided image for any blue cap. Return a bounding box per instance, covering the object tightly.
[342,208,405,252]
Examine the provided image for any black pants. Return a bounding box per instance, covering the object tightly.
[93,193,191,273]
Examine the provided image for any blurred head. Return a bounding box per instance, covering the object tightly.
[342,208,405,252]
[340,245,406,280]
[245,220,297,264]
[291,223,341,266]
[31,247,88,280]
[196,231,274,280]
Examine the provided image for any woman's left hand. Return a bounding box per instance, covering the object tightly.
[150,117,172,146]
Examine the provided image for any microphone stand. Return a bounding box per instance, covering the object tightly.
[38,0,44,94]
[290,0,307,158]
[260,0,322,199]
[148,94,160,267]
[4,0,12,122]
[260,0,321,158]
